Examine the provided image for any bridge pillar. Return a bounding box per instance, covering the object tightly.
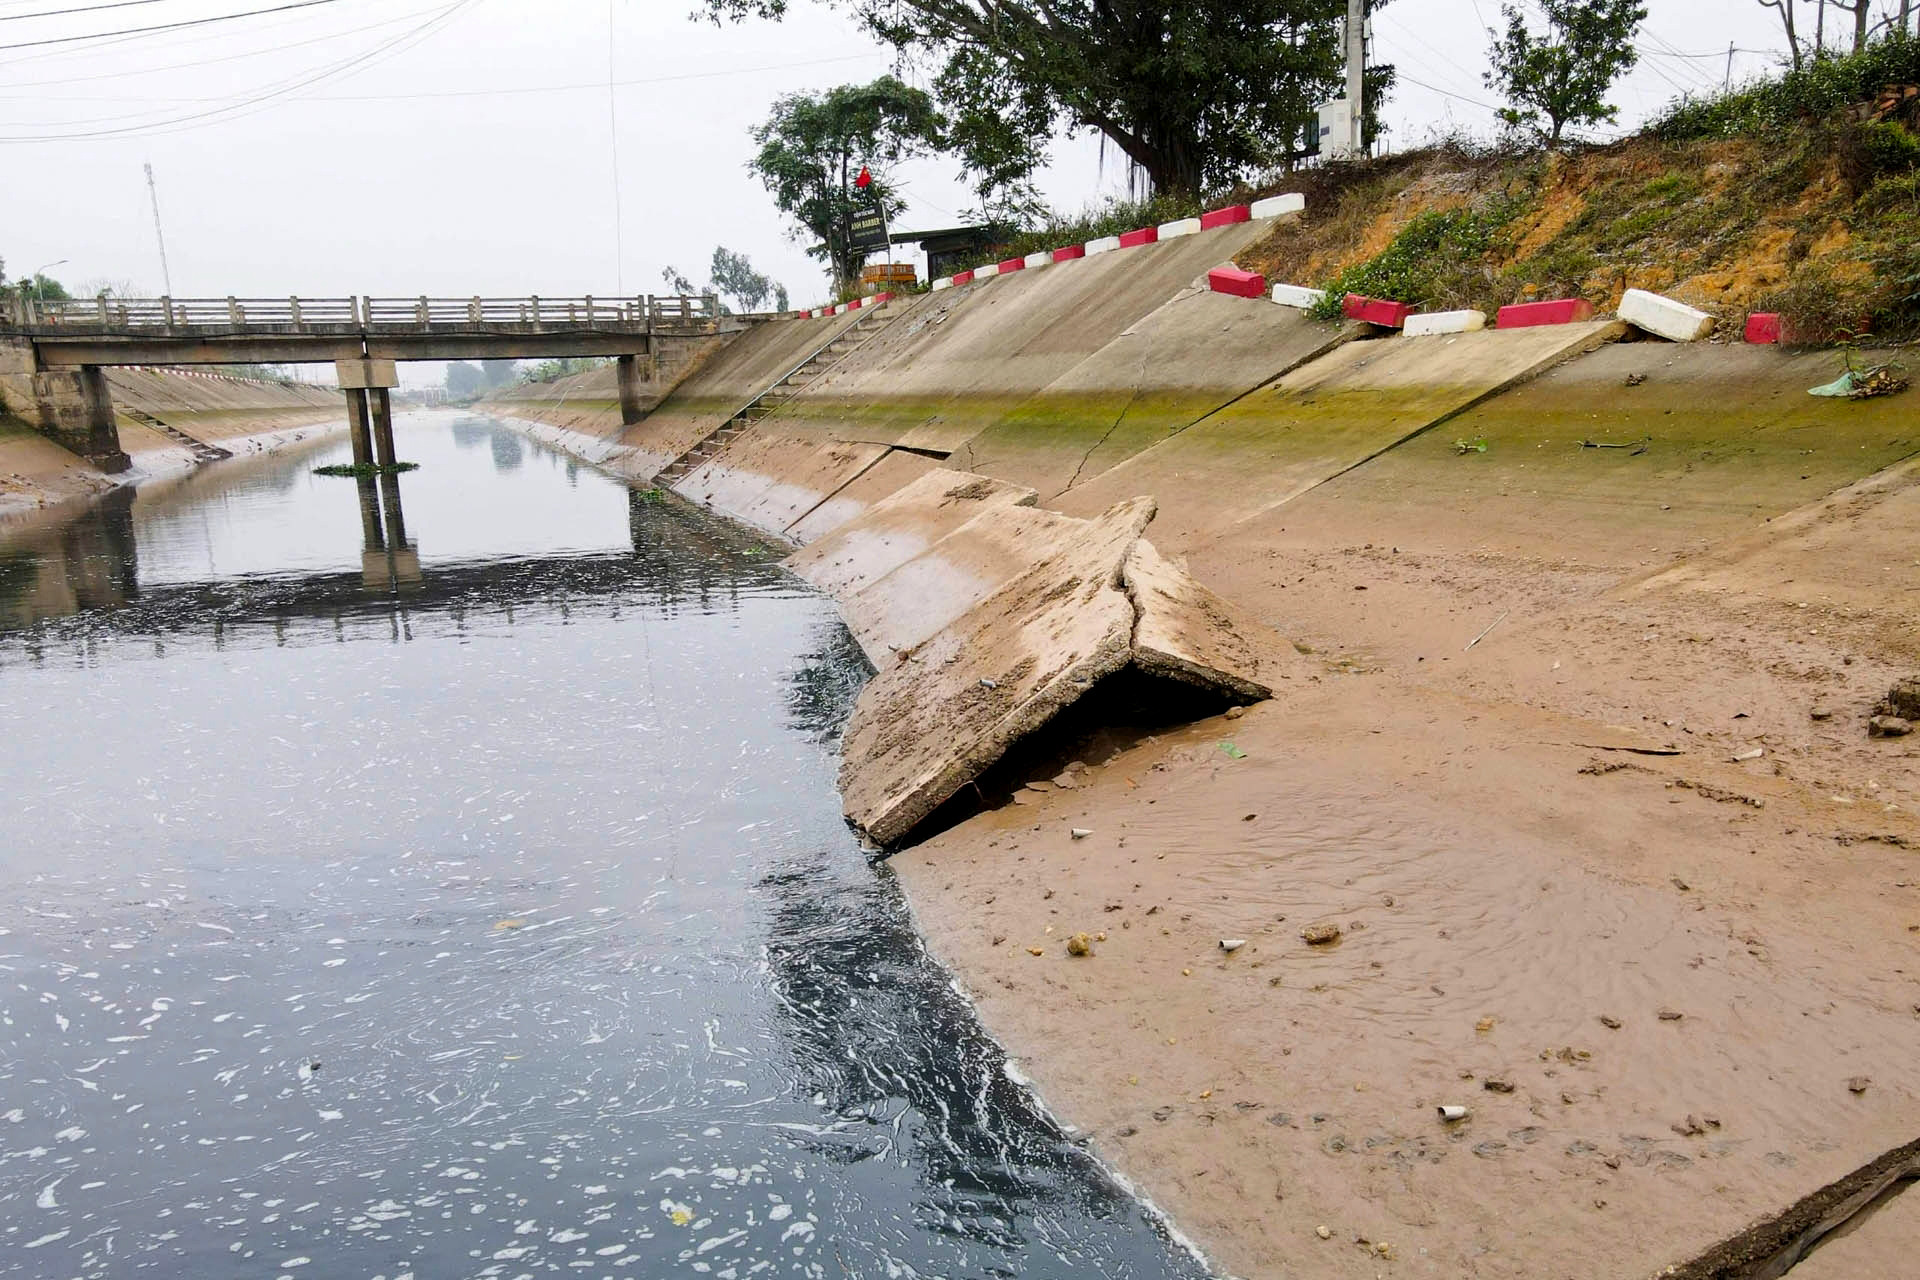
[29,366,131,474]
[335,358,399,468]
[617,353,647,426]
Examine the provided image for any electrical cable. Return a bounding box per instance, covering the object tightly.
[0,0,343,52]
[0,0,174,23]
[0,0,469,140]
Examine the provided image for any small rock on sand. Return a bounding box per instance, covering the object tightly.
[1658,1008,1684,1021]
[1067,933,1093,957]
[1869,715,1913,738]
[1881,677,1920,721]
[1848,1076,1872,1094]
[1315,1225,1332,1240]
[1599,1015,1622,1030]
[1483,1078,1516,1094]
[1301,922,1342,946]
[1225,706,1246,720]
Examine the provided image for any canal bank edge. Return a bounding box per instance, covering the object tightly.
[0,364,343,521]
[484,212,1920,1280]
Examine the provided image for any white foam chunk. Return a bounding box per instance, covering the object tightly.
[1270,284,1327,310]
[1403,309,1487,337]
[930,278,953,292]
[1251,193,1306,219]
[1084,236,1121,256]
[1618,288,1714,342]
[1023,251,1052,269]
[1158,217,1202,239]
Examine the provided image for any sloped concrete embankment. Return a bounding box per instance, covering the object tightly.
[0,367,343,516]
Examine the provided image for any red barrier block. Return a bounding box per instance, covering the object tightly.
[1207,267,1267,299]
[1117,227,1159,249]
[1052,245,1086,262]
[1342,293,1417,328]
[997,257,1027,273]
[871,292,893,305]
[1200,204,1253,230]
[950,270,975,286]
[1744,312,1782,344]
[1496,298,1595,328]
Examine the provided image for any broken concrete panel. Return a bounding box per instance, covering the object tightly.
[840,498,1156,845]
[1122,539,1273,701]
[783,467,1038,597]
[839,504,1091,664]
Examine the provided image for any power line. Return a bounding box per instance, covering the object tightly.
[0,0,343,52]
[0,0,174,23]
[0,0,470,141]
[1395,68,1500,113]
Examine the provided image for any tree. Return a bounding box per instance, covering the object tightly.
[444,361,485,398]
[480,359,518,389]
[706,1,1384,197]
[709,246,776,311]
[748,76,941,287]
[1484,0,1648,145]
[660,265,699,296]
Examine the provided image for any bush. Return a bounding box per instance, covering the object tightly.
[1308,196,1526,319]
[1650,33,1920,142]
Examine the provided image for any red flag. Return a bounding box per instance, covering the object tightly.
[855,165,872,189]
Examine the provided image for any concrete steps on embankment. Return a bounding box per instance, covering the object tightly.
[119,406,232,464]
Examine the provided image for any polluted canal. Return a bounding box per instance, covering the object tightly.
[0,413,1207,1279]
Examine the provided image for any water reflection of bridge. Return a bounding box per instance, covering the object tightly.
[0,485,788,663]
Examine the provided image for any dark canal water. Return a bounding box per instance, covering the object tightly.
[0,414,1206,1279]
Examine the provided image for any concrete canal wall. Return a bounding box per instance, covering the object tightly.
[485,210,1920,1280]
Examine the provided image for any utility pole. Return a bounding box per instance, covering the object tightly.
[1347,0,1366,159]
[144,162,174,298]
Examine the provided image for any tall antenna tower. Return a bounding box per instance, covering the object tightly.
[144,162,175,297]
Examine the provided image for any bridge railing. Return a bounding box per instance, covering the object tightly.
[7,293,726,333]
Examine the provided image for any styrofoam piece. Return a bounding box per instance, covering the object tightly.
[1251,193,1306,219]
[1619,288,1715,342]
[1403,309,1488,337]
[1271,283,1327,310]
[975,262,1001,279]
[1157,217,1202,239]
[931,277,953,292]
[1085,236,1121,256]
[1023,251,1052,269]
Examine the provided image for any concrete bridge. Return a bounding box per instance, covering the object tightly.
[0,293,765,472]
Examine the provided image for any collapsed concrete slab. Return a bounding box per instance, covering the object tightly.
[836,494,1277,845]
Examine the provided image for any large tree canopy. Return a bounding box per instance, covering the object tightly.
[1484,0,1646,145]
[749,76,942,287]
[705,1,1392,196]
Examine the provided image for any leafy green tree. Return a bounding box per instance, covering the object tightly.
[748,76,942,287]
[445,361,485,398]
[480,359,519,389]
[704,1,1389,196]
[709,246,779,312]
[660,265,699,295]
[1484,0,1647,145]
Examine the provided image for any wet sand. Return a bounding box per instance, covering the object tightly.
[890,447,1920,1276]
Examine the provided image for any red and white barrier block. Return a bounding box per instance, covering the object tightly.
[1207,267,1267,299]
[1619,289,1714,342]
[1403,309,1487,337]
[1342,294,1417,329]
[1271,284,1327,310]
[1157,217,1202,240]
[1496,298,1594,329]
[1251,193,1305,220]
[1744,312,1782,344]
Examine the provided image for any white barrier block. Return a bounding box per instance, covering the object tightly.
[974,263,1000,278]
[1270,283,1327,310]
[1158,217,1202,239]
[833,303,850,315]
[931,277,953,292]
[1023,251,1052,269]
[1619,288,1714,342]
[1403,309,1487,337]
[1085,236,1120,256]
[1251,193,1306,220]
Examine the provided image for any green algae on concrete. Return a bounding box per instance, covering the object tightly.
[1054,321,1627,551]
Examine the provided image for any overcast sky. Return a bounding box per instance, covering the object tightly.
[1,1,1815,383]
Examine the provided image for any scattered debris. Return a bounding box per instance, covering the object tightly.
[1848,1076,1872,1094]
[1453,437,1488,455]
[1070,827,1093,839]
[1658,1008,1684,1022]
[1066,933,1094,957]
[1437,1105,1470,1122]
[1483,1078,1516,1094]
[1731,746,1765,762]
[979,678,998,690]
[1674,778,1765,808]
[1810,707,1834,722]
[1881,678,1920,721]
[1672,1115,1708,1137]
[1219,742,1247,760]
[1220,938,1247,953]
[1315,1225,1333,1241]
[1301,922,1342,946]
[1476,1016,1497,1033]
[1599,1015,1622,1030]
[1624,372,1647,387]
[1574,742,1684,756]
[1581,436,1650,454]
[1224,705,1246,720]
[1869,715,1913,739]
[1464,610,1511,652]
[1027,947,1045,957]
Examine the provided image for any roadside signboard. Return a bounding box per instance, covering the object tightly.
[848,207,890,253]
